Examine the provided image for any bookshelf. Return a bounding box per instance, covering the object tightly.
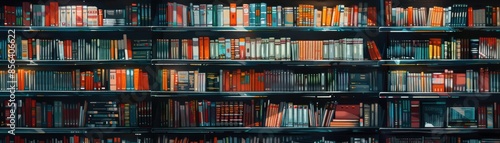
[2,0,500,142]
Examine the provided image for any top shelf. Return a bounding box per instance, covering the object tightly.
[4,26,500,32]
[0,26,378,32]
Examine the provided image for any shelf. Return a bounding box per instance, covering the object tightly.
[151,91,379,98]
[0,26,152,32]
[151,26,379,32]
[381,59,500,66]
[0,60,152,66]
[379,26,460,32]
[151,127,378,134]
[380,128,500,134]
[153,59,379,66]
[0,91,151,97]
[0,127,149,134]
[379,92,498,99]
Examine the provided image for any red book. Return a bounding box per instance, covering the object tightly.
[47,106,53,127]
[127,39,133,59]
[22,2,31,26]
[50,2,59,26]
[410,100,420,128]
[188,39,193,59]
[76,5,83,26]
[31,99,36,127]
[131,3,138,26]
[45,4,50,26]
[167,3,173,26]
[468,7,473,27]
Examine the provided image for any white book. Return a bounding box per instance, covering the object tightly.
[275,39,281,60]
[256,38,261,59]
[210,40,215,59]
[269,37,275,60]
[193,5,200,26]
[339,5,345,27]
[237,7,243,26]
[223,6,230,26]
[59,40,64,60]
[277,6,282,26]
[71,6,77,26]
[193,38,199,60]
[59,7,65,26]
[286,38,291,60]
[245,37,251,59]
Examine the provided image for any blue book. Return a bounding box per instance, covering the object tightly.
[207,4,213,26]
[260,3,267,26]
[249,4,256,26]
[272,7,277,26]
[130,104,137,126]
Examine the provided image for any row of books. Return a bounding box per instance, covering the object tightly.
[387,37,500,60]
[1,2,152,26]
[0,99,153,127]
[157,135,378,143]
[158,2,377,27]
[384,1,500,27]
[157,37,373,61]
[386,137,500,143]
[6,68,150,91]
[386,100,500,129]
[2,136,152,143]
[3,35,152,60]
[158,69,379,92]
[159,99,379,128]
[387,68,500,92]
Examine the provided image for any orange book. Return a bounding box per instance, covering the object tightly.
[203,37,209,60]
[243,4,249,26]
[494,7,497,26]
[76,5,83,26]
[408,7,413,26]
[134,69,139,90]
[239,38,246,60]
[230,3,237,26]
[117,69,122,90]
[98,9,103,26]
[18,69,24,91]
[322,6,327,26]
